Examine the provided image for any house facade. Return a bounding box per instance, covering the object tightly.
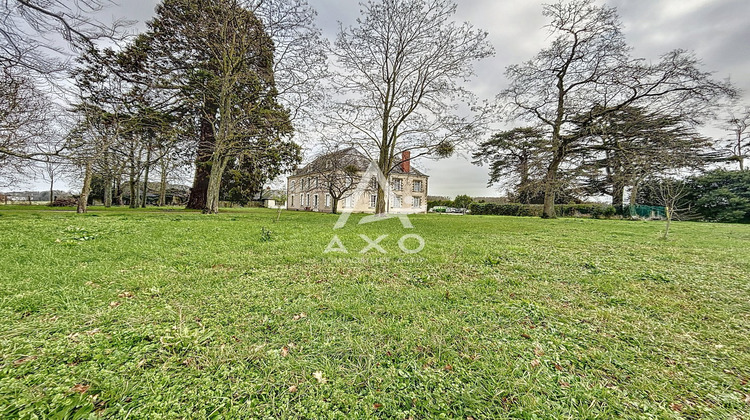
[286,148,429,214]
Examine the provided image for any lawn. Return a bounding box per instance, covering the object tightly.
[0,206,749,418]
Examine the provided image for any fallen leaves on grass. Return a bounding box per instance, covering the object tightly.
[118,291,134,298]
[670,402,683,412]
[533,347,545,357]
[288,385,298,393]
[13,356,37,366]
[559,380,570,388]
[313,371,327,384]
[530,359,541,368]
[84,281,100,288]
[71,384,90,394]
[373,403,383,409]
[280,346,289,357]
[744,394,750,405]
[109,301,121,308]
[292,312,307,321]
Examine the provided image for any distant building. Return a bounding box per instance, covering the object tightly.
[286,148,429,214]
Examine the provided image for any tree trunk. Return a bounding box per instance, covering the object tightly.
[376,185,386,214]
[663,211,672,240]
[77,161,93,214]
[104,177,113,208]
[187,113,216,210]
[141,145,152,208]
[48,174,54,206]
[629,182,639,206]
[116,178,123,206]
[159,160,168,206]
[375,145,391,214]
[129,167,137,208]
[542,152,564,218]
[611,180,625,208]
[204,155,229,214]
[331,197,339,214]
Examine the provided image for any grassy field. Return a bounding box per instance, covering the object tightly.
[0,206,749,418]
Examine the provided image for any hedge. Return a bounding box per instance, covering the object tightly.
[469,203,617,218]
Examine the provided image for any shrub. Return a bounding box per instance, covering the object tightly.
[469,203,616,219]
[51,197,78,207]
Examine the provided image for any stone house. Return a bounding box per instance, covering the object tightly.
[286,148,428,214]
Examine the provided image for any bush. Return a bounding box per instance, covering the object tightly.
[687,170,750,223]
[468,203,543,217]
[51,197,78,207]
[469,202,616,219]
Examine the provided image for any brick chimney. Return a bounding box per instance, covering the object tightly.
[400,151,411,173]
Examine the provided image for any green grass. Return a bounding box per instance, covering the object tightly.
[1,206,749,418]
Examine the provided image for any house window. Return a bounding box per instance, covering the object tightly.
[412,196,422,208]
[306,193,310,206]
[369,194,377,208]
[369,176,377,190]
[412,180,423,192]
[315,177,319,188]
[393,196,402,208]
[290,195,294,206]
[299,194,303,207]
[392,178,403,191]
[325,194,331,207]
[291,180,296,190]
[313,194,319,208]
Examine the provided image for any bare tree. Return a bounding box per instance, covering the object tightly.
[248,0,328,124]
[501,0,735,218]
[655,176,689,240]
[0,0,127,76]
[35,136,69,205]
[316,147,363,214]
[272,190,287,222]
[722,107,750,171]
[329,0,493,214]
[66,107,121,213]
[0,68,60,186]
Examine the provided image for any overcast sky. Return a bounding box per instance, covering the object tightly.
[73,0,750,197]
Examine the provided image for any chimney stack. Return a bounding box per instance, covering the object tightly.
[400,151,411,173]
